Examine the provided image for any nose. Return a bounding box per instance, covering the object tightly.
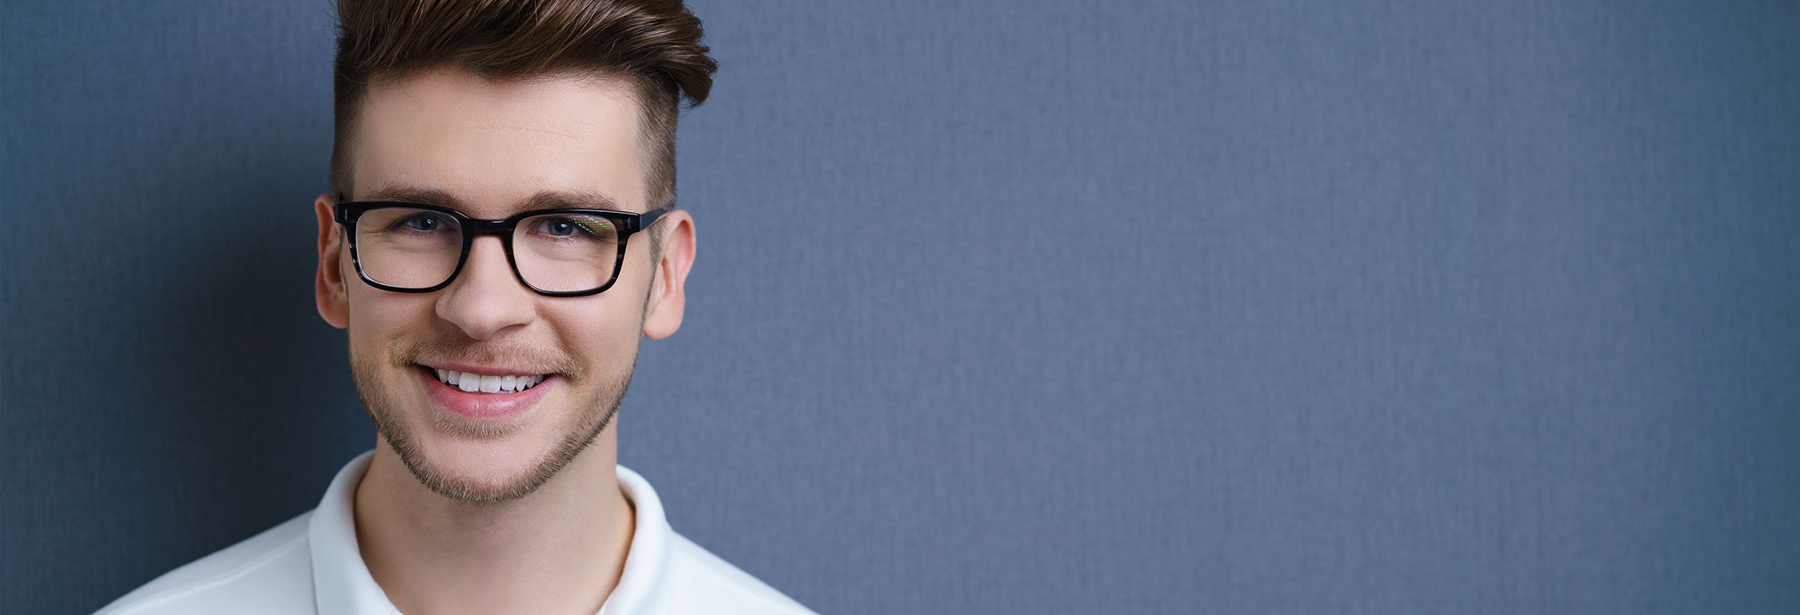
[436,235,535,340]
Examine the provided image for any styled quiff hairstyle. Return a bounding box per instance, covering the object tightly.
[331,0,716,210]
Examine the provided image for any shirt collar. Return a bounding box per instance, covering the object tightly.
[598,465,672,614]
[308,451,674,614]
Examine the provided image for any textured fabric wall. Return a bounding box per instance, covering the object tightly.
[4,1,1798,613]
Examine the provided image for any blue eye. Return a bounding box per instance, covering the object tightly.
[531,215,615,241]
[402,213,445,232]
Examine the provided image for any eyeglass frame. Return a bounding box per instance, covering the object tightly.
[333,199,668,297]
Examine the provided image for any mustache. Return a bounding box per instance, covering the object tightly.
[389,335,584,379]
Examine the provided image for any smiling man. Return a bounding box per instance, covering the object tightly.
[96,1,813,614]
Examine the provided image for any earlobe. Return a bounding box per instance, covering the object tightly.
[314,194,350,329]
[642,211,695,340]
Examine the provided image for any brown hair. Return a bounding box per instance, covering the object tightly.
[331,0,717,211]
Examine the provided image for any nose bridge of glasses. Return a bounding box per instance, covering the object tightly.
[460,217,519,263]
[461,216,516,238]
[463,216,516,258]
[455,230,528,294]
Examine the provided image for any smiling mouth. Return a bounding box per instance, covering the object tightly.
[431,368,549,394]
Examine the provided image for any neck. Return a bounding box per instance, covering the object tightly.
[353,430,635,615]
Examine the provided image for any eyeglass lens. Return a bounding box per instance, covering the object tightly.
[354,207,622,293]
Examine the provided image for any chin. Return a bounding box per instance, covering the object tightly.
[412,433,561,498]
[378,403,594,503]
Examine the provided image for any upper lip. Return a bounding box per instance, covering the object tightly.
[418,362,551,377]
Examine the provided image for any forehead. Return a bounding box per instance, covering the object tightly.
[351,68,649,216]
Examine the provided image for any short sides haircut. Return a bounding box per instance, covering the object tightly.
[331,0,717,211]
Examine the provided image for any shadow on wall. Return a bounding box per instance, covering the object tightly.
[19,134,376,613]
[133,134,374,544]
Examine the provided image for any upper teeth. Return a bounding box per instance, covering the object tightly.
[435,369,546,394]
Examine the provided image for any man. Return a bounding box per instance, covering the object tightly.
[97,1,813,613]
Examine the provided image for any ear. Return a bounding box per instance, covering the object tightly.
[642,210,696,340]
[315,194,350,329]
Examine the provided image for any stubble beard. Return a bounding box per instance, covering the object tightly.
[350,337,636,505]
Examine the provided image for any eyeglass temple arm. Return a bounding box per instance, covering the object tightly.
[635,208,668,234]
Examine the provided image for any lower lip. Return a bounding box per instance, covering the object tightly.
[419,367,553,420]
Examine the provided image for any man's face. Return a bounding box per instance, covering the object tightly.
[314,68,689,502]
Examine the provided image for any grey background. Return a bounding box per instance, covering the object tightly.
[4,1,1798,613]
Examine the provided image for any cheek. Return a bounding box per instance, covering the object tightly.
[545,301,645,368]
[346,286,436,348]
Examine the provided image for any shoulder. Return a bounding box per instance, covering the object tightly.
[94,512,317,615]
[662,532,817,615]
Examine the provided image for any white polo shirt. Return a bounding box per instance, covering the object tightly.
[96,452,814,614]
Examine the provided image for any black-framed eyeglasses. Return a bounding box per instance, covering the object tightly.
[334,201,667,297]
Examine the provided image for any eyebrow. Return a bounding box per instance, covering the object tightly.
[358,184,628,214]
